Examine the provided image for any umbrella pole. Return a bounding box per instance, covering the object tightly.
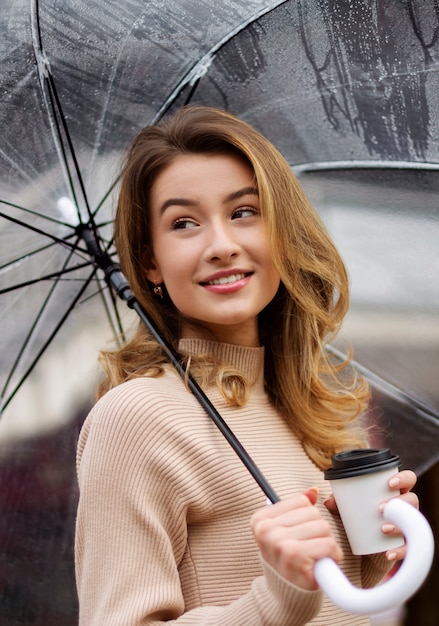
[112,268,281,504]
[80,225,280,504]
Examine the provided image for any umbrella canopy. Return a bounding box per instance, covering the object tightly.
[1,0,438,465]
[0,1,438,621]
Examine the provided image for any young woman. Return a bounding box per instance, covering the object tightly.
[75,106,418,625]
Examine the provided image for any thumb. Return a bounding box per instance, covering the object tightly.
[304,486,319,505]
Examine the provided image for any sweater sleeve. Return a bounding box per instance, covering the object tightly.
[75,381,323,626]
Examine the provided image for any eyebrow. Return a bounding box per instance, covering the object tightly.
[226,186,259,202]
[159,186,259,215]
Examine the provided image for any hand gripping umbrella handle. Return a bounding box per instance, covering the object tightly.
[314,498,434,615]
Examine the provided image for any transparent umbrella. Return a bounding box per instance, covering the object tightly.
[0,0,438,622]
[1,0,438,467]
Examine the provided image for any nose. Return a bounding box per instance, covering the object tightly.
[204,219,240,262]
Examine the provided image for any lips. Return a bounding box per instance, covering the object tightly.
[200,271,253,292]
[204,273,247,286]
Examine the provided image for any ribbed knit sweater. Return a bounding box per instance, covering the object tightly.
[75,339,390,625]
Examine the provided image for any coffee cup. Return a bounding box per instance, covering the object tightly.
[324,448,404,555]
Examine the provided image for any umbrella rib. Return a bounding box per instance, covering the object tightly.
[46,78,81,213]
[46,72,94,222]
[0,198,80,229]
[1,237,81,399]
[31,0,81,219]
[0,209,87,255]
[95,273,126,344]
[0,230,96,274]
[75,231,126,341]
[107,284,127,344]
[31,0,94,226]
[96,237,127,342]
[1,262,98,413]
[1,217,103,406]
[92,181,118,222]
[0,239,61,272]
[0,262,93,295]
[74,276,126,346]
[293,160,439,174]
[83,13,139,187]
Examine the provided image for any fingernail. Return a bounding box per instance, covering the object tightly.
[382,523,396,534]
[387,551,397,561]
[389,477,400,488]
[304,487,319,505]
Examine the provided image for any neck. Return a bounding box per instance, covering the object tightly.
[181,320,260,347]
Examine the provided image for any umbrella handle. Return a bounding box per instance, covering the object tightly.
[314,498,434,615]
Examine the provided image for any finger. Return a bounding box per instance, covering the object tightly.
[397,490,419,509]
[252,502,323,540]
[263,535,344,590]
[304,486,319,505]
[323,494,339,516]
[273,518,334,544]
[252,491,316,523]
[381,522,398,535]
[281,535,344,565]
[388,469,417,493]
[381,522,408,540]
[385,544,406,563]
[379,490,419,514]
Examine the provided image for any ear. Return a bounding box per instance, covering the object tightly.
[144,258,163,285]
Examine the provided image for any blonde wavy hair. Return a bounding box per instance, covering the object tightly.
[99,106,369,469]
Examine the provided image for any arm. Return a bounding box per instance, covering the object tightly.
[75,382,323,626]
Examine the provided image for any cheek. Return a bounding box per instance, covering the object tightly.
[157,250,196,291]
[257,237,279,278]
[261,248,281,299]
[267,270,281,303]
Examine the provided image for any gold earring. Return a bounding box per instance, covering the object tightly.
[153,282,164,299]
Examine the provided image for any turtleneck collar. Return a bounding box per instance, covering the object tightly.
[178,338,265,392]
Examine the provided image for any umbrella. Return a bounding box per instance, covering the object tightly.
[1,0,438,462]
[1,0,438,622]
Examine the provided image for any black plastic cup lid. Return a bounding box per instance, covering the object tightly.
[324,448,400,480]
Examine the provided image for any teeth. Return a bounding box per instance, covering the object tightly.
[208,273,246,285]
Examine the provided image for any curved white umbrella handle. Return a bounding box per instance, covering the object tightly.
[314,498,434,615]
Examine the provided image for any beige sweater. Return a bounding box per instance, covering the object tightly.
[75,339,389,625]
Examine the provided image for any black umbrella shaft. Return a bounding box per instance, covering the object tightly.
[105,264,280,504]
[78,223,280,503]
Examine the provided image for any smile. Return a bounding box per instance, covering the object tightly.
[205,273,247,286]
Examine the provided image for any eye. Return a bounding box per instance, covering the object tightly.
[172,217,199,230]
[232,207,260,220]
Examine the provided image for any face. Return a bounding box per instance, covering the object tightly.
[146,153,280,346]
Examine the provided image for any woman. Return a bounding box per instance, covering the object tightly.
[75,106,418,625]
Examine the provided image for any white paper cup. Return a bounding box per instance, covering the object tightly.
[325,449,404,555]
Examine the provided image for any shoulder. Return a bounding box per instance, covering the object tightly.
[85,372,200,432]
[77,372,209,465]
[76,372,230,500]
[96,372,189,411]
